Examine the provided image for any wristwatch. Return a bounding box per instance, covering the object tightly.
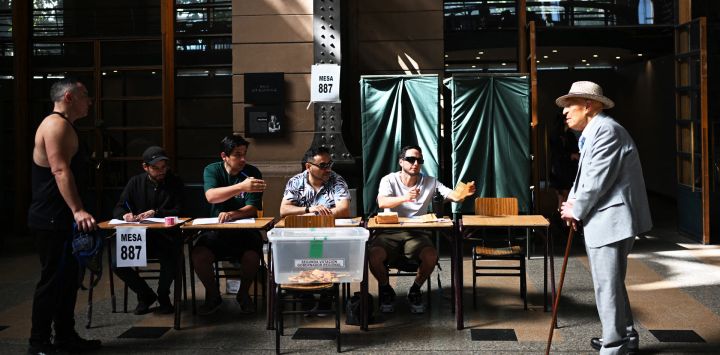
[305,206,310,214]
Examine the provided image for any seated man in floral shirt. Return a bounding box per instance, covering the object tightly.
[280,146,350,218]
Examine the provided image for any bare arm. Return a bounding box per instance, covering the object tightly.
[42,118,96,231]
[377,187,419,209]
[331,199,350,217]
[279,198,308,217]
[279,198,350,217]
[205,177,266,204]
[218,205,258,223]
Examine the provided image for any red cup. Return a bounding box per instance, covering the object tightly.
[164,216,177,226]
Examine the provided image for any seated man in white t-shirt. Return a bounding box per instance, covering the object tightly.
[369,145,475,313]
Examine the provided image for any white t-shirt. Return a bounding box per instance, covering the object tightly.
[377,172,453,217]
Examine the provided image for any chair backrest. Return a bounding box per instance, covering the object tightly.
[257,199,264,218]
[284,215,335,228]
[474,197,518,216]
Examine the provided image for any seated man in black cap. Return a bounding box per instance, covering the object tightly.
[112,146,184,314]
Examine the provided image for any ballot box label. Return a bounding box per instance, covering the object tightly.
[294,258,345,269]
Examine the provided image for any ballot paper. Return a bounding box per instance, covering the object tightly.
[448,181,474,200]
[191,217,256,225]
[334,218,357,226]
[109,218,165,225]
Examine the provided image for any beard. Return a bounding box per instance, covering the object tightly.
[402,166,420,177]
[310,170,330,183]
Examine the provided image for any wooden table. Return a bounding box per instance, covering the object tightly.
[272,216,362,228]
[458,215,552,330]
[180,217,276,323]
[363,217,456,330]
[93,218,191,330]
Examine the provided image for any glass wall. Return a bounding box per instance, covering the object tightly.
[19,0,233,217]
[445,0,671,31]
[175,0,232,184]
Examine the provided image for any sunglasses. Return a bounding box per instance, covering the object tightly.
[403,156,424,165]
[308,161,334,170]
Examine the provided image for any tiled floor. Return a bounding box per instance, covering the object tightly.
[1,198,719,354]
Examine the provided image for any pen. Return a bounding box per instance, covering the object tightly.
[125,200,134,214]
[239,171,250,198]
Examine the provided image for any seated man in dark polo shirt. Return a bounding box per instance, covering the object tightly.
[112,146,184,315]
[191,135,267,315]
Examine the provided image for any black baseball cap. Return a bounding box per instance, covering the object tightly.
[143,146,169,165]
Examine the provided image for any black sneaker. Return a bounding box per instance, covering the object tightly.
[54,333,102,353]
[133,293,157,315]
[297,293,316,318]
[379,286,396,313]
[198,296,223,315]
[28,341,55,355]
[316,295,333,318]
[155,295,174,314]
[407,289,426,314]
[236,292,256,314]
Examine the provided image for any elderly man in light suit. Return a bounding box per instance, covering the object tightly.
[558,81,652,355]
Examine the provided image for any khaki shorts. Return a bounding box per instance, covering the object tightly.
[370,230,434,265]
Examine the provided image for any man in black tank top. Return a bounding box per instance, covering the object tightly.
[27,78,101,354]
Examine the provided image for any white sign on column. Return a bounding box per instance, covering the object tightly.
[116,227,148,267]
[310,64,341,103]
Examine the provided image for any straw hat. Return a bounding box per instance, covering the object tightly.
[555,81,614,109]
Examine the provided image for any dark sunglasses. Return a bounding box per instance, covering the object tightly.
[403,156,424,165]
[308,161,334,170]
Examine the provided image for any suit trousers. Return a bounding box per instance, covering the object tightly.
[586,236,636,355]
[30,229,80,345]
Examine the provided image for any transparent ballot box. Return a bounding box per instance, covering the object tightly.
[267,227,369,284]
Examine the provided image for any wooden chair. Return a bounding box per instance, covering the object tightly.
[87,234,186,328]
[274,214,341,353]
[275,283,342,353]
[284,214,335,228]
[471,197,527,310]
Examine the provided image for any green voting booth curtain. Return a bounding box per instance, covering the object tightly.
[360,75,439,216]
[446,75,531,213]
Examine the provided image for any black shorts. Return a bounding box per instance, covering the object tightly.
[194,230,263,260]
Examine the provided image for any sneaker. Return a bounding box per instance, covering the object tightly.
[297,293,316,317]
[155,295,174,314]
[407,289,426,314]
[315,296,333,318]
[198,296,223,315]
[54,333,102,353]
[379,286,396,313]
[28,341,55,355]
[236,292,256,314]
[133,293,157,315]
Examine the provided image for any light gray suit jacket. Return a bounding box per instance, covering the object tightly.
[569,113,652,248]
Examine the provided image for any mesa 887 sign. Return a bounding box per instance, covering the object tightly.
[310,64,341,103]
[116,226,147,267]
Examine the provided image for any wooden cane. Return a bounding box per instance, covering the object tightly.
[545,226,575,355]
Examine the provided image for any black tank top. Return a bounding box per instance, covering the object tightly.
[27,112,89,231]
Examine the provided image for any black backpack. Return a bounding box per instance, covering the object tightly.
[71,223,104,289]
[345,291,375,326]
